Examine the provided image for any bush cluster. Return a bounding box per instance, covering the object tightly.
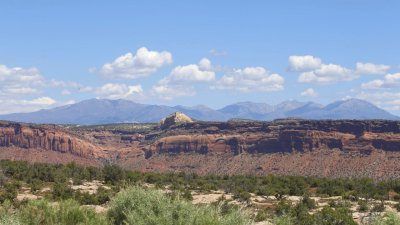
[0,199,109,225]
[274,199,356,225]
[2,160,400,201]
[1,186,252,225]
[2,160,400,225]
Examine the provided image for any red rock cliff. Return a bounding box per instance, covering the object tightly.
[147,120,400,156]
[0,122,101,158]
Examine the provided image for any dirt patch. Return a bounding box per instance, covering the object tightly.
[71,180,110,194]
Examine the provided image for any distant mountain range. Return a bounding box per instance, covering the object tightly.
[0,98,398,125]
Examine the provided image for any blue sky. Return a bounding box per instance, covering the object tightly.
[0,0,399,115]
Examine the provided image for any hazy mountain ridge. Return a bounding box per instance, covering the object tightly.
[0,98,398,125]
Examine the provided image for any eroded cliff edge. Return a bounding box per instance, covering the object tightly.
[120,120,400,179]
[0,121,102,159]
[1,119,400,179]
[146,120,400,156]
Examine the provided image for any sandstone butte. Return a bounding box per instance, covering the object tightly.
[0,116,400,180]
[160,112,193,130]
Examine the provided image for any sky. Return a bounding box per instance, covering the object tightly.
[0,0,399,115]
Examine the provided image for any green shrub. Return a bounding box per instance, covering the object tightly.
[275,200,292,216]
[367,212,400,225]
[328,200,337,208]
[182,189,193,201]
[52,182,74,200]
[0,200,20,225]
[108,186,253,225]
[273,214,295,225]
[371,201,385,212]
[382,212,400,225]
[394,203,400,212]
[289,202,314,224]
[0,169,7,187]
[358,200,369,212]
[74,191,97,205]
[0,181,19,203]
[102,164,125,185]
[0,214,21,225]
[233,190,252,204]
[301,195,316,209]
[254,209,269,222]
[73,187,111,205]
[314,207,357,225]
[212,198,241,217]
[30,179,43,193]
[2,159,400,203]
[0,199,109,225]
[95,187,112,204]
[274,200,356,225]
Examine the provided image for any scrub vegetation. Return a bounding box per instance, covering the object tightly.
[1,160,400,225]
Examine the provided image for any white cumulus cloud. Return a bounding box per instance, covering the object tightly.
[298,63,356,85]
[361,73,400,89]
[290,56,394,85]
[95,83,143,99]
[385,73,400,85]
[288,55,322,72]
[214,67,284,92]
[0,64,90,114]
[99,47,172,79]
[166,58,215,83]
[0,64,45,97]
[0,65,44,83]
[361,79,384,89]
[289,56,364,85]
[355,62,390,75]
[28,97,57,105]
[0,97,57,115]
[151,58,215,100]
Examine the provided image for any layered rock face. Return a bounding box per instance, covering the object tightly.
[124,120,400,179]
[148,120,400,156]
[0,121,101,158]
[1,119,400,179]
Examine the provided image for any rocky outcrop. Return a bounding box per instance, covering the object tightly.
[0,121,101,158]
[148,120,400,156]
[160,112,193,130]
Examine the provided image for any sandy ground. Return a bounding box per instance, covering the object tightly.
[70,180,111,194]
